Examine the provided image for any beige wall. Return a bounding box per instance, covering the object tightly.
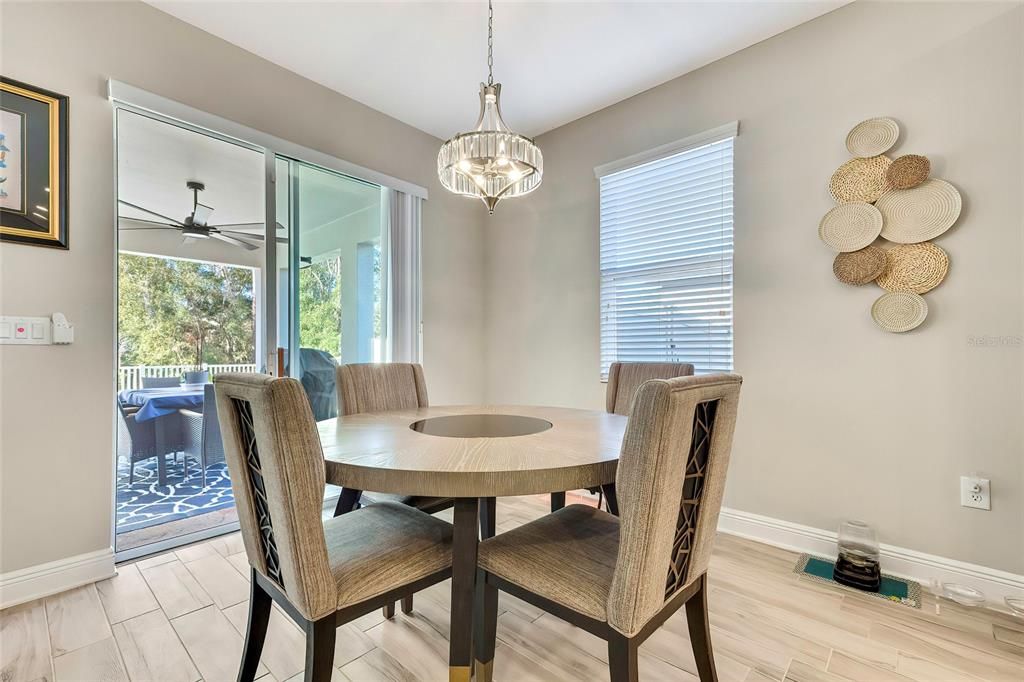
[0,1,484,573]
[485,2,1023,573]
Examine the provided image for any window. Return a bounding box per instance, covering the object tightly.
[597,125,735,379]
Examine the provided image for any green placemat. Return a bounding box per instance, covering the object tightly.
[794,554,921,609]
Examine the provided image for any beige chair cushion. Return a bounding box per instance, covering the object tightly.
[326,501,453,608]
[478,504,619,622]
[606,362,696,415]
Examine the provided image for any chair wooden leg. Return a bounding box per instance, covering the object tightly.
[303,616,336,682]
[238,570,272,682]
[550,491,566,512]
[473,569,498,682]
[685,575,718,682]
[401,595,414,614]
[382,602,396,619]
[479,497,496,539]
[607,633,638,682]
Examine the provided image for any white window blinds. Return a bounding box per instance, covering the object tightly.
[598,129,734,380]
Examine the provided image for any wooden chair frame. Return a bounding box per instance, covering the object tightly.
[473,570,715,682]
[240,565,452,682]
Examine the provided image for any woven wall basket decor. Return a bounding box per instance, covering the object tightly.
[846,117,900,157]
[886,154,931,190]
[829,156,892,204]
[818,203,883,252]
[833,246,887,285]
[871,291,929,333]
[876,179,962,243]
[877,242,949,294]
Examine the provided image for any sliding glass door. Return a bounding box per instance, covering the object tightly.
[114,109,266,558]
[110,82,416,560]
[274,157,385,420]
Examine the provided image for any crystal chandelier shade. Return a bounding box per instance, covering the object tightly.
[437,2,542,214]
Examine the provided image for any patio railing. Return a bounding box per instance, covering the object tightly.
[118,363,258,390]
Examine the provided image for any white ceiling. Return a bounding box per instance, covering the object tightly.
[117,109,379,245]
[148,1,845,139]
[117,109,265,228]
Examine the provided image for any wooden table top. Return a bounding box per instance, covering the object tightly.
[318,404,627,498]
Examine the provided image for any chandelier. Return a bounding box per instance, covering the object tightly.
[437,0,542,214]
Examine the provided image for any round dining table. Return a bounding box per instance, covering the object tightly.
[317,404,628,682]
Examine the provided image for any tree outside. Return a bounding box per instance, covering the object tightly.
[298,256,342,356]
[118,253,256,368]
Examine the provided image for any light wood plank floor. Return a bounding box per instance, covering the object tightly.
[2,495,1022,681]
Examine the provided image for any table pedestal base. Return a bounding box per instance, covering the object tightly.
[449,498,480,681]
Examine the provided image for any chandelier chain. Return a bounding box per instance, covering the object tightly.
[487,0,494,85]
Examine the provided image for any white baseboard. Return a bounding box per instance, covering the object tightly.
[717,507,1024,609]
[0,547,116,610]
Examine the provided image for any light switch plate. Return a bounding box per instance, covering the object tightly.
[0,316,52,345]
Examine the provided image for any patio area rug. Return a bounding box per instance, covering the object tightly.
[116,457,235,533]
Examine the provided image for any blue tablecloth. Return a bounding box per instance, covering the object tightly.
[118,386,205,421]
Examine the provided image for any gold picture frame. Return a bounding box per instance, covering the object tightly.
[1,77,69,249]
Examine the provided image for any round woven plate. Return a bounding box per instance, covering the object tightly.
[833,246,887,285]
[818,203,883,252]
[829,156,892,203]
[876,179,962,243]
[872,292,928,333]
[886,154,931,190]
[877,242,949,294]
[846,117,900,157]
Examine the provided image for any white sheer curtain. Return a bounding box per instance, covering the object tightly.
[383,189,423,363]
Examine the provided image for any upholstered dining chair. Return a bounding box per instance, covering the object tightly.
[214,373,453,682]
[474,373,742,682]
[550,361,695,513]
[335,362,475,617]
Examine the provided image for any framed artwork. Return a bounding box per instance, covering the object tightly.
[0,77,68,249]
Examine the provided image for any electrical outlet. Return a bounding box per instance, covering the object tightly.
[960,476,991,510]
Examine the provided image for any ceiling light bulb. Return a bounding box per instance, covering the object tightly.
[458,160,472,172]
[496,157,509,167]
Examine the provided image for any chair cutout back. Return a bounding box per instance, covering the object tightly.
[607,373,742,636]
[605,362,695,416]
[336,363,429,415]
[214,373,336,621]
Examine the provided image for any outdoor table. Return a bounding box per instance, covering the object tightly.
[118,385,205,421]
[318,404,627,681]
[118,385,206,484]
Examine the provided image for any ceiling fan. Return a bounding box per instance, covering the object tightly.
[118,181,265,251]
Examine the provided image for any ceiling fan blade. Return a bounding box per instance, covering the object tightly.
[210,222,263,229]
[118,200,186,226]
[192,203,215,227]
[218,229,265,240]
[118,217,180,228]
[119,226,180,231]
[211,232,260,251]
